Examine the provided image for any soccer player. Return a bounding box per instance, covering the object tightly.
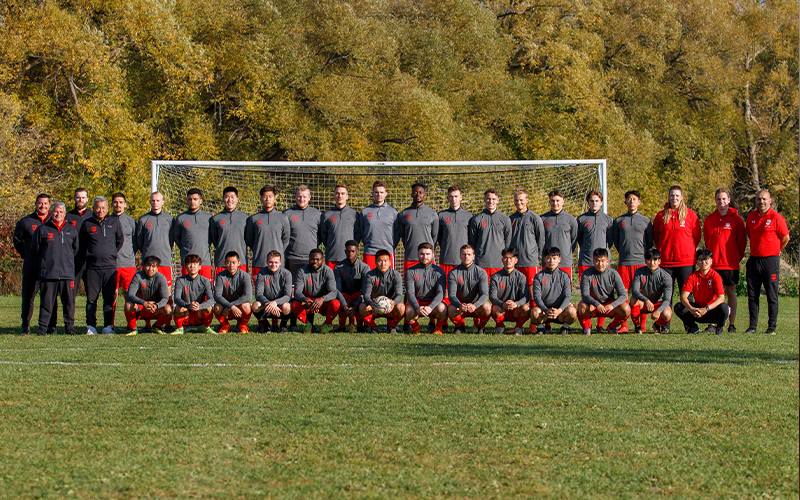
[468,188,512,279]
[577,248,631,335]
[246,185,290,277]
[172,254,215,335]
[447,244,491,334]
[530,247,577,335]
[213,251,253,334]
[399,183,439,273]
[361,180,399,269]
[334,240,370,332]
[489,248,530,335]
[629,249,673,334]
[509,187,545,299]
[292,249,340,333]
[79,197,124,335]
[31,202,79,336]
[124,255,172,335]
[404,243,447,335]
[66,187,94,287]
[702,188,746,333]
[653,185,701,302]
[320,184,361,269]
[173,188,213,279]
[14,193,51,334]
[136,191,175,286]
[674,248,729,334]
[360,249,405,334]
[253,251,293,333]
[541,189,578,278]
[283,184,322,279]
[576,190,614,330]
[111,193,137,295]
[437,186,472,283]
[210,186,249,276]
[744,189,790,335]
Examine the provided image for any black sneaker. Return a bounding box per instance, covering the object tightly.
[544,323,552,334]
[765,328,776,335]
[744,327,757,334]
[687,326,701,334]
[559,325,570,335]
[704,324,716,333]
[453,326,465,334]
[634,326,643,334]
[477,328,485,335]
[19,326,30,335]
[714,325,724,335]
[727,324,737,333]
[427,322,436,334]
[403,324,412,334]
[594,325,607,334]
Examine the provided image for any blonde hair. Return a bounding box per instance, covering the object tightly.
[663,185,687,224]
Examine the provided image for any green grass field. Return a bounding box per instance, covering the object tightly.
[0,295,797,499]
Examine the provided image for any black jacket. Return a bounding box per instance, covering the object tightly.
[31,220,79,280]
[79,215,125,270]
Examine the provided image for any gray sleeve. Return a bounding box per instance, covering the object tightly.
[391,271,403,305]
[281,216,290,250]
[569,216,579,251]
[612,221,620,252]
[127,275,145,305]
[489,275,503,307]
[428,271,445,310]
[254,274,267,303]
[362,275,375,307]
[515,274,528,307]
[631,274,647,303]
[353,213,363,246]
[610,272,627,308]
[580,273,600,307]
[244,218,254,249]
[504,217,512,248]
[657,273,672,312]
[276,271,292,305]
[230,275,252,306]
[322,268,337,302]
[535,216,545,255]
[447,271,461,308]
[293,270,307,302]
[430,213,439,250]
[474,271,489,308]
[173,279,191,308]
[532,275,547,311]
[155,276,169,309]
[213,275,232,309]
[334,266,346,305]
[198,279,215,310]
[405,269,420,310]
[556,273,572,311]
[644,220,654,252]
[392,215,400,250]
[468,217,477,247]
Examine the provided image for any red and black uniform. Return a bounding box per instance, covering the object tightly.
[13,211,51,331]
[703,208,746,286]
[31,219,79,335]
[745,208,789,331]
[674,269,729,331]
[79,214,125,329]
[66,207,93,286]
[653,204,701,293]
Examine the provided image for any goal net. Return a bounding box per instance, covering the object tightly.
[153,160,607,273]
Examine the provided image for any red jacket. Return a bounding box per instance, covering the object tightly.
[703,207,746,270]
[653,205,701,267]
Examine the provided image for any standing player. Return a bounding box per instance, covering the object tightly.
[674,248,729,334]
[172,254,216,335]
[253,251,293,333]
[173,188,213,279]
[246,185,290,277]
[468,188,512,279]
[577,248,631,335]
[530,247,577,335]
[629,249,673,333]
[210,186,249,276]
[213,251,253,333]
[509,188,545,299]
[489,248,530,335]
[404,243,447,335]
[334,240,370,332]
[124,256,172,335]
[540,189,578,278]
[135,191,175,286]
[14,193,51,334]
[283,184,322,279]
[744,189,790,334]
[576,191,614,330]
[111,193,137,329]
[703,188,746,333]
[399,183,439,273]
[292,249,340,333]
[447,245,491,334]
[437,186,473,284]
[31,202,79,336]
[320,184,361,269]
[361,180,399,270]
[79,197,124,335]
[66,187,94,288]
[360,249,405,334]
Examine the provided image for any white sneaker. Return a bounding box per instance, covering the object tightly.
[514,327,524,336]
[494,327,505,335]
[102,326,115,335]
[86,325,98,335]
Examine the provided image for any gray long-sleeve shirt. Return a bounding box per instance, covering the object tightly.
[127,271,169,308]
[246,209,290,267]
[173,274,215,310]
[360,203,399,255]
[580,267,627,308]
[214,269,252,308]
[399,204,439,262]
[541,210,578,267]
[320,205,361,263]
[405,263,445,310]
[469,209,512,269]
[173,209,212,266]
[112,213,137,268]
[612,212,654,266]
[210,209,249,267]
[509,210,545,267]
[631,266,672,312]
[447,264,489,308]
[136,211,174,266]
[283,205,322,261]
[294,264,337,302]
[532,267,572,311]
[490,268,529,307]
[362,268,404,306]
[576,210,614,267]
[334,258,370,305]
[437,208,472,266]
[254,267,293,305]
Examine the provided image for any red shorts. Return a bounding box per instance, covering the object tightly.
[363,254,395,270]
[518,267,540,285]
[158,266,173,287]
[181,266,213,280]
[482,268,502,281]
[402,259,436,274]
[408,299,433,310]
[326,261,338,270]
[578,265,592,277]
[341,291,361,307]
[638,301,664,311]
[559,267,573,279]
[117,267,136,290]
[581,300,618,318]
[250,267,261,282]
[134,305,167,320]
[216,265,248,277]
[184,310,209,326]
[617,265,643,289]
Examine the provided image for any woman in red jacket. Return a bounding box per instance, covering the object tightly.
[703,188,746,332]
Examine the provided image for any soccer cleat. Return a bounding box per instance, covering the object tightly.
[544,323,552,334]
[153,326,167,335]
[347,324,357,333]
[171,327,184,335]
[513,327,524,336]
[279,326,289,333]
[411,323,421,335]
[714,326,724,335]
[47,327,57,335]
[594,325,606,334]
[433,326,443,335]
[86,326,98,335]
[203,326,216,335]
[494,327,505,335]
[687,326,701,334]
[704,324,716,333]
[427,323,436,334]
[453,326,465,335]
[477,328,485,335]
[66,329,77,336]
[239,325,250,334]
[559,325,570,335]
[388,327,397,335]
[102,326,115,335]
[20,326,30,335]
[583,328,591,335]
[319,324,332,334]
[744,327,757,334]
[218,325,230,334]
[634,326,643,334]
[609,327,619,335]
[727,324,737,333]
[404,324,412,334]
[765,328,776,335]
[652,325,661,334]
[125,329,138,336]
[37,329,46,336]
[301,322,312,333]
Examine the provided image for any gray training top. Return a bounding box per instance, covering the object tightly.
[447,263,489,308]
[468,209,512,269]
[334,258,371,305]
[210,209,249,267]
[320,205,361,263]
[136,210,174,266]
[127,271,169,308]
[404,262,445,310]
[294,264,337,302]
[173,274,215,310]
[173,209,212,266]
[540,210,578,268]
[360,203,399,255]
[112,213,137,268]
[254,267,293,305]
[246,209,290,267]
[532,267,572,311]
[398,204,439,262]
[214,269,252,308]
[283,205,322,261]
[362,268,404,306]
[490,268,529,307]
[631,266,672,312]
[612,212,654,266]
[580,267,627,308]
[576,210,614,267]
[509,210,545,268]
[437,207,472,266]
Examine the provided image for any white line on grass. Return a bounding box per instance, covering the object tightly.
[0,346,389,353]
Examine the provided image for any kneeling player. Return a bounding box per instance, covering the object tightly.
[253,251,292,333]
[292,249,340,333]
[578,248,631,334]
[447,244,491,334]
[335,240,370,332]
[360,249,405,334]
[530,247,577,334]
[630,248,673,333]
[674,248,729,334]
[173,253,215,335]
[404,243,447,335]
[489,248,531,335]
[213,251,252,334]
[124,256,172,335]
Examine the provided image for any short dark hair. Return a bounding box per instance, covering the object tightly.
[309,249,324,259]
[375,249,392,259]
[260,185,277,197]
[417,242,434,252]
[695,248,713,261]
[143,255,161,267]
[223,186,238,196]
[447,186,461,194]
[548,189,564,199]
[411,182,426,192]
[111,192,126,202]
[543,247,561,258]
[345,240,359,248]
[74,187,88,196]
[460,244,474,252]
[501,247,518,258]
[625,190,641,201]
[644,248,661,261]
[585,190,603,202]
[187,188,203,198]
[267,250,282,261]
[593,248,609,259]
[36,193,52,202]
[484,188,499,197]
[372,180,388,190]
[225,251,240,262]
[184,254,201,265]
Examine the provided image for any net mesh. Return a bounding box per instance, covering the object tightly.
[154,161,605,274]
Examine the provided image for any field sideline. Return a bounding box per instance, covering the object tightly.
[0,296,797,498]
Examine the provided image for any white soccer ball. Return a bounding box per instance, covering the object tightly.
[373,296,393,315]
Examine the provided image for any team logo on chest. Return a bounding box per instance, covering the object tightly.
[543,278,548,285]
[445,218,451,225]
[31,224,37,231]
[141,283,147,289]
[458,276,463,283]
[184,286,190,294]
[146,221,152,228]
[621,221,626,227]
[265,278,270,285]
[592,279,597,286]
[766,220,772,227]
[641,277,647,284]
[256,219,262,226]
[70,281,74,289]
[707,280,712,287]
[545,221,551,227]
[680,221,686,227]
[225,280,230,287]
[481,221,487,227]
[585,221,591,227]
[414,273,420,281]
[70,220,76,226]
[48,233,54,240]
[220,220,226,226]
[375,278,380,285]
[91,226,97,233]
[367,213,373,219]
[330,216,336,223]
[406,214,412,220]
[307,278,312,284]
[292,216,298,222]
[184,221,190,227]
[499,283,506,289]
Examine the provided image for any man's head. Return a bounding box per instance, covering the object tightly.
[50,202,66,224]
[375,249,392,273]
[695,247,713,273]
[592,247,609,273]
[143,255,161,276]
[223,186,239,211]
[187,188,203,212]
[417,242,434,265]
[411,183,426,206]
[345,240,359,264]
[266,250,282,273]
[35,193,51,216]
[111,192,127,215]
[714,188,732,213]
[543,246,561,271]
[150,191,164,213]
[185,253,201,276]
[92,196,109,220]
[548,190,564,214]
[260,185,277,211]
[295,185,311,209]
[644,248,661,272]
[513,188,528,213]
[225,251,241,274]
[624,190,641,213]
[459,244,475,267]
[501,247,519,271]
[484,188,499,212]
[755,189,772,214]
[308,249,324,270]
[74,188,89,211]
[372,181,388,205]
[447,186,462,209]
[586,190,603,213]
[333,184,348,208]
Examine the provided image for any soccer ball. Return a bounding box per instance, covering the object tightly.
[373,296,393,315]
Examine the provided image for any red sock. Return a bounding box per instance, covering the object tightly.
[597,317,606,328]
[238,312,251,327]
[608,317,623,330]
[325,300,340,324]
[203,313,213,327]
[216,313,230,328]
[495,314,505,325]
[387,317,400,328]
[435,320,446,329]
[579,314,592,330]
[155,315,169,327]
[125,310,137,330]
[655,316,669,326]
[453,315,465,327]
[174,315,186,328]
[640,314,648,330]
